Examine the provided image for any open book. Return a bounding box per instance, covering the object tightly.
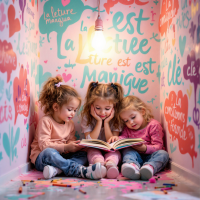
[79,138,144,152]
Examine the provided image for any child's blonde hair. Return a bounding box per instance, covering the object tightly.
[39,76,81,115]
[119,95,154,123]
[81,82,124,129]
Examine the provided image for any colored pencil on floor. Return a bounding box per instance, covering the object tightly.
[18,186,22,193]
[79,189,86,194]
[161,187,172,191]
[52,184,71,187]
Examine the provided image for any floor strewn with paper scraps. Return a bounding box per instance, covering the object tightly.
[0,169,199,200]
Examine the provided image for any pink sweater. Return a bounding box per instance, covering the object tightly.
[30,115,76,164]
[119,119,165,154]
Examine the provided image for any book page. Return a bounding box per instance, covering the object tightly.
[80,139,111,149]
[112,138,144,149]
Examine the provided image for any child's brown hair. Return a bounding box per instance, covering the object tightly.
[119,95,154,124]
[81,82,124,129]
[39,76,81,115]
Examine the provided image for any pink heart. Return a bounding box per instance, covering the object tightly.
[62,73,72,82]
[107,19,109,21]
[62,0,70,7]
[24,118,27,125]
[113,67,117,71]
[44,60,48,63]
[36,31,38,35]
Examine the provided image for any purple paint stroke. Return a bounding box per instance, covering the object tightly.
[189,21,196,41]
[183,50,200,128]
[19,0,26,24]
[161,72,165,88]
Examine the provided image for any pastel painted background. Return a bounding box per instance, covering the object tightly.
[0,0,199,181]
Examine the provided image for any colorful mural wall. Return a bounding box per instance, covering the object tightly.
[0,0,199,181]
[160,0,200,176]
[0,0,39,176]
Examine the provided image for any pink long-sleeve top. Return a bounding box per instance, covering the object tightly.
[30,115,76,164]
[119,119,165,154]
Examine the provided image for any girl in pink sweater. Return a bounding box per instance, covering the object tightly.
[30,77,106,180]
[108,96,169,180]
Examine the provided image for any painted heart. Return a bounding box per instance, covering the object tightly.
[44,60,48,63]
[87,16,90,19]
[36,31,38,35]
[170,143,177,153]
[24,118,27,125]
[57,67,61,69]
[182,82,184,85]
[8,5,21,37]
[113,68,117,71]
[188,117,191,122]
[62,0,70,7]
[150,23,154,26]
[62,73,72,82]
[179,36,186,57]
[187,85,192,99]
[172,38,176,46]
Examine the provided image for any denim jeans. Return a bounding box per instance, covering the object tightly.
[35,148,88,177]
[121,148,169,174]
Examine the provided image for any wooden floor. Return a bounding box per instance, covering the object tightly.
[0,169,199,200]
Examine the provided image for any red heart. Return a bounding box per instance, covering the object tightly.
[8,5,21,37]
[12,0,15,3]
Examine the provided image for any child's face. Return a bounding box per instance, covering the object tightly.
[93,98,114,120]
[120,109,147,130]
[54,97,80,124]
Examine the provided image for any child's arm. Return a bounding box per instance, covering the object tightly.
[104,109,120,141]
[65,123,83,153]
[84,120,102,139]
[141,123,164,154]
[38,120,66,154]
[64,141,83,153]
[66,126,77,144]
[81,106,102,139]
[118,126,130,139]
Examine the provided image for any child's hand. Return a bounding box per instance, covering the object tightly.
[104,108,115,124]
[132,144,147,153]
[64,140,83,153]
[107,136,119,144]
[91,105,102,121]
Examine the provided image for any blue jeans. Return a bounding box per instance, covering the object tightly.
[121,148,169,174]
[35,148,88,177]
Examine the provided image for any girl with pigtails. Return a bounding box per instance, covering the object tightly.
[30,77,106,180]
[81,82,124,179]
